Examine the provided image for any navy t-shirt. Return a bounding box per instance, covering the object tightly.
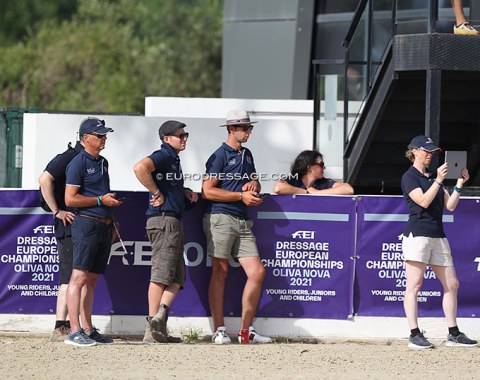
[146,143,186,218]
[44,142,83,238]
[65,150,112,218]
[401,166,445,237]
[287,176,336,190]
[204,143,257,219]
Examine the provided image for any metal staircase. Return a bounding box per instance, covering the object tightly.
[341,0,480,194]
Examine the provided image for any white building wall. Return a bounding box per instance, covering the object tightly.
[23,98,315,193]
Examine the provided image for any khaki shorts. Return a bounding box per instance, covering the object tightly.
[203,213,259,260]
[146,215,185,288]
[402,233,453,266]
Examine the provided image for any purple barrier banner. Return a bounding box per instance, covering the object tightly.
[0,191,356,319]
[443,198,480,318]
[0,205,59,314]
[355,196,480,317]
[254,195,356,319]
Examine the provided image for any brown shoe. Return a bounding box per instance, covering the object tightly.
[150,305,168,343]
[144,314,182,344]
[167,335,182,343]
[50,325,70,342]
[142,321,156,344]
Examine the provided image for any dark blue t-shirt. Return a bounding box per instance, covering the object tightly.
[401,166,445,237]
[146,143,186,218]
[287,176,336,190]
[204,143,257,219]
[44,142,83,238]
[66,150,112,218]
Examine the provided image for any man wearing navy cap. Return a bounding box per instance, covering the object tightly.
[64,117,123,346]
[39,138,84,342]
[133,120,198,344]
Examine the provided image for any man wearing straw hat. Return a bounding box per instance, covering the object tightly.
[202,110,272,345]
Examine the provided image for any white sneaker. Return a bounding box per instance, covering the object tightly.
[248,328,273,344]
[212,327,231,344]
[453,22,480,35]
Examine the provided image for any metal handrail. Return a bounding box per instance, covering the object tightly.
[343,0,396,146]
[343,0,443,147]
[343,0,369,49]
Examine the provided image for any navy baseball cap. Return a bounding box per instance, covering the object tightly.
[79,117,113,137]
[408,135,442,152]
[158,120,186,139]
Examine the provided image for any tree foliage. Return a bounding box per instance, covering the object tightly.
[0,0,222,113]
[0,0,78,45]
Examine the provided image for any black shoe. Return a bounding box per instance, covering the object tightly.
[88,327,113,345]
[408,333,433,349]
[446,332,478,347]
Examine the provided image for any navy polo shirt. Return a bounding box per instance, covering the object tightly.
[146,143,186,218]
[204,143,257,219]
[401,166,445,237]
[287,176,336,190]
[66,150,112,218]
[44,142,84,238]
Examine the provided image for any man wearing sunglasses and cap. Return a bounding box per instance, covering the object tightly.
[64,117,123,347]
[202,110,272,345]
[133,120,198,344]
[38,135,85,342]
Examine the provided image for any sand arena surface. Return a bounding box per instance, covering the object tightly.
[0,334,479,379]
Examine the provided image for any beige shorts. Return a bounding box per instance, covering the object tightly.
[402,233,453,266]
[203,213,259,260]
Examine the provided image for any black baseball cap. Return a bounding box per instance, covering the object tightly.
[158,120,186,139]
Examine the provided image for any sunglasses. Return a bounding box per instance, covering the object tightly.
[88,133,106,139]
[417,147,435,153]
[170,132,189,140]
[312,162,325,168]
[235,125,254,132]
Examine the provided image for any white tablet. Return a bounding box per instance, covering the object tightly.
[445,151,467,179]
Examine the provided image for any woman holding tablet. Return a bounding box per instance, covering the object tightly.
[401,135,477,349]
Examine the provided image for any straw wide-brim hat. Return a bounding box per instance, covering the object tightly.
[218,110,258,127]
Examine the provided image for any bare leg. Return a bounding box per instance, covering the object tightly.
[208,258,229,330]
[80,273,99,332]
[148,282,166,316]
[403,261,427,330]
[238,256,266,330]
[66,269,88,333]
[160,284,180,307]
[451,0,467,25]
[431,265,459,327]
[147,281,180,315]
[55,284,69,320]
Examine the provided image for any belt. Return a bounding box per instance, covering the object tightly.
[147,211,182,221]
[161,211,182,220]
[147,211,182,220]
[78,213,113,225]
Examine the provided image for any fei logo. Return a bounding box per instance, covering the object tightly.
[474,257,480,272]
[291,230,315,239]
[33,225,55,234]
